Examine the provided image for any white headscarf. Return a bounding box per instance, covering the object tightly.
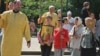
[74,17,82,26]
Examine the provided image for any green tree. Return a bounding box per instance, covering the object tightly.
[8,0,100,19]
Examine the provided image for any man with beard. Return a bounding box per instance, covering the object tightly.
[0,0,31,56]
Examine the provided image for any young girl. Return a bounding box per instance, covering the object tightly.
[54,19,69,56]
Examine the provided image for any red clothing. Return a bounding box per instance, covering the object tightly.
[54,28,69,49]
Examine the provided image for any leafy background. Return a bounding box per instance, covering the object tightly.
[1,0,100,21]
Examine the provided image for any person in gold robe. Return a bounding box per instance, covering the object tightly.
[38,5,58,27]
[0,0,31,56]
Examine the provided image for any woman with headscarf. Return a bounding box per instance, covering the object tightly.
[80,17,99,56]
[69,17,84,56]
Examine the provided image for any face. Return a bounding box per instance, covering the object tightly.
[49,7,54,13]
[46,18,52,24]
[8,2,14,10]
[67,14,71,18]
[13,1,21,12]
[64,19,68,24]
[86,5,90,9]
[74,19,78,25]
[57,11,61,17]
[85,19,95,28]
[90,13,95,19]
[57,21,63,27]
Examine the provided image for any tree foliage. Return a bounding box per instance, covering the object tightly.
[8,0,100,20]
[70,0,100,19]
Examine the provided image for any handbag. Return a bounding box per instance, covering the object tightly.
[91,32,100,47]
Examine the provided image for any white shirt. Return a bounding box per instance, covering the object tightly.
[63,24,71,33]
[69,17,75,29]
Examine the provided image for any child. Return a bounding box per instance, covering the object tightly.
[37,16,54,56]
[54,19,69,56]
[63,17,71,33]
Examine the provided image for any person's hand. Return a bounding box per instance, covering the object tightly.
[38,16,42,24]
[92,28,95,34]
[73,35,80,39]
[47,42,51,46]
[40,42,44,45]
[27,41,31,48]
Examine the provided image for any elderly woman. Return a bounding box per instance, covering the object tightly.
[69,17,84,56]
[66,11,74,28]
[80,17,99,56]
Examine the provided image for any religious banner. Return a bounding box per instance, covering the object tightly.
[40,25,54,43]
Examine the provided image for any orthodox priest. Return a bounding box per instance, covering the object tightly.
[0,0,31,56]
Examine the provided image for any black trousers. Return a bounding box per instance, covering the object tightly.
[40,43,52,56]
[80,46,96,56]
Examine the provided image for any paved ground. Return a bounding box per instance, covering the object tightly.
[0,36,70,55]
[22,37,41,52]
[22,36,70,52]
[0,36,100,56]
[22,55,71,56]
[21,37,70,55]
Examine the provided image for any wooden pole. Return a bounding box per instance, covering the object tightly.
[60,0,62,18]
[60,0,63,56]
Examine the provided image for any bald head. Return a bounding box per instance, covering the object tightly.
[49,5,55,14]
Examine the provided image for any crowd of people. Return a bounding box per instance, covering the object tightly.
[0,0,100,56]
[37,1,100,56]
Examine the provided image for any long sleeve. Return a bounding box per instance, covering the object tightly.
[24,16,31,41]
[0,11,8,28]
[0,17,4,28]
[37,31,43,43]
[38,13,46,24]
